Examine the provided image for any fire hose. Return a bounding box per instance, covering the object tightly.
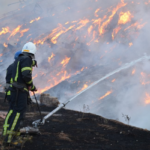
[33,91,42,121]
[32,54,150,128]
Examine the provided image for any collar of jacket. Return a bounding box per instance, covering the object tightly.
[19,52,35,59]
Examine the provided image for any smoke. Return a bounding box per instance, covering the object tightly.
[0,0,150,129]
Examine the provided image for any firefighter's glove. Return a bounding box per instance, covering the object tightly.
[31,85,37,91]
[27,98,32,105]
[32,60,38,67]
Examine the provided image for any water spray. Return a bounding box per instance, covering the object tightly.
[32,54,150,127]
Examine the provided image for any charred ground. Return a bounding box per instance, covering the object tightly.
[0,93,150,150]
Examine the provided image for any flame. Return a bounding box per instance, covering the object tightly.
[33,74,38,80]
[34,24,75,45]
[112,26,121,40]
[3,43,8,47]
[48,53,55,62]
[53,25,75,43]
[30,17,41,23]
[118,11,133,25]
[132,69,136,75]
[145,93,150,104]
[112,79,116,82]
[95,8,100,17]
[129,42,133,47]
[77,84,88,93]
[0,27,10,35]
[36,71,71,94]
[99,90,113,100]
[8,25,22,40]
[20,28,29,37]
[88,25,93,35]
[61,56,71,67]
[99,0,127,35]
[65,22,69,25]
[76,19,89,30]
[137,22,147,29]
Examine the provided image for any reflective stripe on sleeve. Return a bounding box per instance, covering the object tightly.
[7,91,11,96]
[21,67,32,72]
[14,61,20,82]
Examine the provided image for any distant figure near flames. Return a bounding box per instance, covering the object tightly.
[2,42,38,147]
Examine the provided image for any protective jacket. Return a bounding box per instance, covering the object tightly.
[11,53,36,91]
[6,63,14,84]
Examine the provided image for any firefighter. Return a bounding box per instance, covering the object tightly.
[3,42,37,146]
[2,50,22,140]
[4,50,22,101]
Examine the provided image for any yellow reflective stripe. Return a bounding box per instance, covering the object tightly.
[7,90,11,96]
[32,60,35,66]
[3,110,13,136]
[21,67,32,72]
[23,50,29,52]
[8,113,20,143]
[10,78,13,84]
[24,88,28,92]
[31,85,34,90]
[27,80,32,84]
[15,61,20,82]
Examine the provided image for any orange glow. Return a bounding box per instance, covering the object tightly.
[77,84,88,93]
[145,93,150,104]
[95,8,100,17]
[76,19,89,30]
[124,22,138,31]
[8,25,22,40]
[0,27,10,35]
[0,54,3,57]
[118,11,133,25]
[141,81,150,85]
[129,42,133,47]
[112,79,116,83]
[48,53,55,62]
[51,25,75,44]
[132,69,136,75]
[112,26,121,40]
[65,22,69,25]
[3,43,8,48]
[99,0,127,35]
[88,25,93,35]
[141,72,146,78]
[33,74,38,80]
[99,90,113,100]
[61,56,71,67]
[30,17,41,23]
[81,67,85,71]
[20,28,29,37]
[35,71,71,94]
[137,22,147,29]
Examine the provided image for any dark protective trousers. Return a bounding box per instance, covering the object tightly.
[3,87,27,143]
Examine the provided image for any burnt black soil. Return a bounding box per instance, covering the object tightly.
[0,93,150,150]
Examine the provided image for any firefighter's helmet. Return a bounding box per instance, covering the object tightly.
[22,42,36,55]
